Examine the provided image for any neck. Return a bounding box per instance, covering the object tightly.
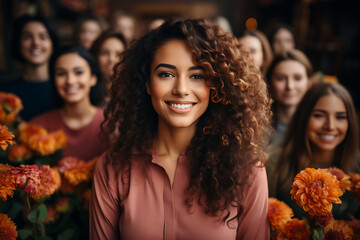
[61,98,95,119]
[23,62,49,82]
[311,149,335,168]
[276,104,297,123]
[155,121,196,157]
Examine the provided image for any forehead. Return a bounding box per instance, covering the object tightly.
[314,94,346,111]
[22,21,48,33]
[239,35,262,48]
[151,39,196,68]
[275,60,306,73]
[274,28,293,39]
[55,52,89,68]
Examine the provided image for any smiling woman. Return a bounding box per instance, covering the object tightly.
[91,18,272,239]
[267,82,360,219]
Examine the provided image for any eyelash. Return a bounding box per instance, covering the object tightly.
[312,113,347,120]
[157,72,204,80]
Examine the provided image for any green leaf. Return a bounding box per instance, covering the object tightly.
[37,203,48,222]
[18,229,33,239]
[57,229,75,240]
[7,201,23,218]
[27,208,38,223]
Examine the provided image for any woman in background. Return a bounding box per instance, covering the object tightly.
[31,46,104,161]
[90,18,271,239]
[266,49,312,145]
[267,82,359,219]
[90,31,128,106]
[1,14,58,121]
[75,15,103,50]
[238,30,273,76]
[269,23,296,55]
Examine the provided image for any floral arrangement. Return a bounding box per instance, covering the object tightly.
[0,91,98,240]
[269,167,360,240]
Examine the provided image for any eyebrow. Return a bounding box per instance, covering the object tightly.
[154,63,203,71]
[313,109,347,114]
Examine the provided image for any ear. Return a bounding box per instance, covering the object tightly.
[90,75,97,87]
[146,81,151,95]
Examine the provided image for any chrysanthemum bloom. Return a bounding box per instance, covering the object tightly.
[43,205,59,224]
[59,176,76,194]
[268,197,294,230]
[0,109,16,125]
[0,213,18,240]
[0,125,15,150]
[18,123,47,145]
[12,164,41,195]
[28,134,57,156]
[55,196,70,213]
[349,173,360,201]
[276,218,311,240]
[50,130,67,150]
[324,220,354,240]
[348,221,360,240]
[305,211,333,228]
[0,164,15,201]
[8,144,33,163]
[0,91,23,114]
[59,157,92,185]
[328,167,351,193]
[290,168,343,216]
[32,165,61,199]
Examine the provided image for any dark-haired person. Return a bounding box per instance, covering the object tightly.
[268,82,360,219]
[90,31,128,106]
[31,46,104,161]
[75,15,103,50]
[238,30,273,76]
[90,18,272,239]
[269,23,296,55]
[1,14,59,121]
[266,49,313,145]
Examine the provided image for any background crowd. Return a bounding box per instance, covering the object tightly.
[0,0,359,239]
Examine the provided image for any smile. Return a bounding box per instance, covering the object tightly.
[317,134,337,142]
[169,103,194,109]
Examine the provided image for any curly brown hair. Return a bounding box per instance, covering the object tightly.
[103,18,272,223]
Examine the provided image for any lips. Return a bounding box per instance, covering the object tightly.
[317,134,337,142]
[64,86,81,95]
[165,101,196,111]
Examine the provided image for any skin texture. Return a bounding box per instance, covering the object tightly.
[271,60,309,108]
[307,94,348,156]
[149,39,210,131]
[97,37,125,80]
[79,20,102,50]
[272,28,295,55]
[113,16,135,41]
[54,53,97,104]
[20,21,52,66]
[238,35,263,69]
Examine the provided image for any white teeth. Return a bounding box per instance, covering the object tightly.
[169,103,193,109]
[319,135,336,140]
[30,49,42,55]
[66,87,80,94]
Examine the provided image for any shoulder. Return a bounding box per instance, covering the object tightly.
[30,109,61,125]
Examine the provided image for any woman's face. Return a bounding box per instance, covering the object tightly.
[307,94,348,153]
[20,21,53,65]
[271,60,309,108]
[272,28,295,55]
[238,35,263,69]
[113,16,134,41]
[54,53,96,104]
[149,39,210,130]
[97,37,125,80]
[79,20,102,49]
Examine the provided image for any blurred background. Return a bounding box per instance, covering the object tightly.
[0,0,359,109]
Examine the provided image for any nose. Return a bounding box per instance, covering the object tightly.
[172,75,189,96]
[285,79,294,90]
[65,73,76,84]
[324,116,335,130]
[32,36,40,46]
[110,53,118,65]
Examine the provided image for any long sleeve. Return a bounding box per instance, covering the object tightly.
[90,154,121,240]
[237,166,270,240]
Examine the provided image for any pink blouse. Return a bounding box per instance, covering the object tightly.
[90,150,270,240]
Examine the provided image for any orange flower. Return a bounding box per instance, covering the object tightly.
[0,91,23,114]
[277,218,311,240]
[268,198,293,230]
[55,196,70,213]
[0,164,16,201]
[12,164,41,195]
[18,123,47,145]
[328,167,351,193]
[305,211,333,228]
[59,176,76,194]
[59,157,97,185]
[49,130,67,150]
[8,144,33,163]
[350,173,360,201]
[0,124,15,150]
[32,165,61,199]
[348,221,360,240]
[0,109,16,125]
[290,168,342,216]
[324,220,354,240]
[0,213,18,240]
[28,134,57,156]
